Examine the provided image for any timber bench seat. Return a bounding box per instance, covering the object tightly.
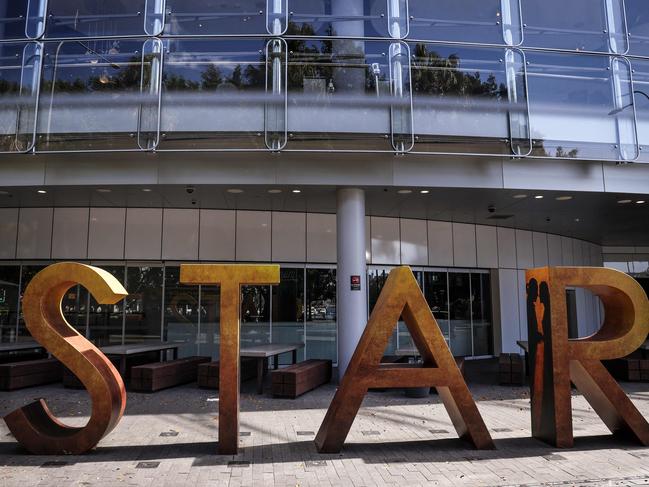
[499,353,525,386]
[271,359,332,398]
[131,356,210,392]
[197,357,258,389]
[0,358,62,391]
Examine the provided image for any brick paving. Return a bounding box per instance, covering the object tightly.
[2,364,649,486]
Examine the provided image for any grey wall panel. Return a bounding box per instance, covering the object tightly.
[162,209,199,261]
[400,218,428,266]
[17,208,53,259]
[476,225,498,269]
[199,209,235,261]
[428,221,454,267]
[51,208,89,260]
[272,212,306,263]
[548,234,563,266]
[237,211,271,262]
[503,159,605,192]
[307,213,336,263]
[0,208,18,259]
[371,216,400,265]
[125,208,163,260]
[572,239,584,266]
[515,230,534,270]
[88,208,126,260]
[453,223,477,268]
[532,232,549,267]
[561,236,575,266]
[497,227,517,269]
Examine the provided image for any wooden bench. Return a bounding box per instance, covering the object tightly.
[131,356,210,392]
[499,353,525,386]
[605,358,648,382]
[62,352,162,388]
[197,357,259,389]
[271,359,332,398]
[0,358,62,391]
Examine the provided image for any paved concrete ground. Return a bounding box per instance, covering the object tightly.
[2,362,649,486]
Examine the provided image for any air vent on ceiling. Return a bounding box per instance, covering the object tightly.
[487,214,514,220]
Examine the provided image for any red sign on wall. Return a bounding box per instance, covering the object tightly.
[350,275,361,291]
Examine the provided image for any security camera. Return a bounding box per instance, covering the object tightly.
[186,186,195,194]
[191,199,197,206]
[488,205,496,213]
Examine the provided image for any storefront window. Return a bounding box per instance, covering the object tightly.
[471,273,493,356]
[368,267,397,355]
[272,267,305,364]
[124,266,163,344]
[61,284,88,336]
[87,265,125,346]
[306,268,336,362]
[0,266,20,343]
[163,267,199,358]
[200,285,220,359]
[17,265,46,341]
[424,271,449,345]
[241,285,271,346]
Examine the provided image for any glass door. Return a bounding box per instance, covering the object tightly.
[306,266,337,363]
[272,266,306,364]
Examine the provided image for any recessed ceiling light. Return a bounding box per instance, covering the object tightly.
[96,188,112,193]
[397,189,413,195]
[637,200,646,204]
[227,189,244,194]
[292,189,301,194]
[556,196,573,201]
[617,199,632,204]
[37,189,47,194]
[534,195,544,199]
[420,190,430,194]
[513,194,528,199]
[574,218,581,222]
[142,188,152,192]
[268,189,282,194]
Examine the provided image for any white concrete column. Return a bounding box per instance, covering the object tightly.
[337,188,367,380]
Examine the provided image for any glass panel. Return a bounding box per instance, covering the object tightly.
[449,272,471,357]
[200,285,220,359]
[272,267,305,365]
[287,0,407,39]
[0,0,35,40]
[396,270,422,351]
[424,271,449,348]
[44,0,162,38]
[124,266,163,344]
[408,0,521,46]
[527,51,637,162]
[627,0,649,56]
[0,42,40,153]
[632,59,649,162]
[471,273,492,356]
[286,39,412,151]
[367,267,396,355]
[17,264,46,341]
[88,265,125,346]
[165,0,285,36]
[0,266,20,343]
[163,267,199,358]
[410,44,530,156]
[306,268,336,362]
[37,39,161,152]
[241,285,270,347]
[521,0,625,53]
[159,38,285,151]
[61,284,87,335]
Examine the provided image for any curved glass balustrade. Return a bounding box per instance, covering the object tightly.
[410,44,530,156]
[0,0,647,161]
[0,42,40,152]
[36,38,161,152]
[408,0,522,46]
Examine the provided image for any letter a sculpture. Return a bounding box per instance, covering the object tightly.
[316,267,494,453]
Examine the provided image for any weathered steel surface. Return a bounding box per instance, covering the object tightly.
[180,264,280,455]
[526,266,649,448]
[3,263,128,455]
[315,266,494,453]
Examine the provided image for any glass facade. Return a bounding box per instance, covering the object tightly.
[1,261,494,360]
[0,0,645,160]
[368,266,493,357]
